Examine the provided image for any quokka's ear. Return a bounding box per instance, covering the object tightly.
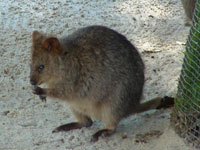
[32,31,43,43]
[42,37,62,55]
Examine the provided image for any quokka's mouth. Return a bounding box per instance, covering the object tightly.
[38,82,42,85]
[37,80,44,86]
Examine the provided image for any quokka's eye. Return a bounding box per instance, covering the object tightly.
[38,64,45,73]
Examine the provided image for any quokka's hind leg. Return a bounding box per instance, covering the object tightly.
[91,105,119,142]
[52,110,93,133]
[91,127,116,142]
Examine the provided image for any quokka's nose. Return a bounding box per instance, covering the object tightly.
[30,79,37,85]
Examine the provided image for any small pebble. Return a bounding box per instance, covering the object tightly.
[69,135,75,141]
[3,111,10,116]
[122,133,128,139]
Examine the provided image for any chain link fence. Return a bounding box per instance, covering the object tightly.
[171,0,200,149]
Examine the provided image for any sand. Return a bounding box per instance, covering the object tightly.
[0,0,195,149]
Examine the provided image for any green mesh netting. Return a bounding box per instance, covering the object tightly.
[171,0,200,148]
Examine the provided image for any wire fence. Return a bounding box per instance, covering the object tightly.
[171,0,200,149]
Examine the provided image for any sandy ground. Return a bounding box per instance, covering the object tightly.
[0,0,195,150]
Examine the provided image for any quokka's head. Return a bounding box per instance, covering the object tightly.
[30,31,63,86]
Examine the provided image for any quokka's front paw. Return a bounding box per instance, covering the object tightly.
[39,95,47,102]
[32,86,47,102]
[33,86,46,96]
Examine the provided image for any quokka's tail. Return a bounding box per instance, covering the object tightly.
[134,96,174,113]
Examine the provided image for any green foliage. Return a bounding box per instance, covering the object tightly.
[176,1,200,112]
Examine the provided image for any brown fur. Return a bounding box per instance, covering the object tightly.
[30,26,174,141]
[181,0,196,26]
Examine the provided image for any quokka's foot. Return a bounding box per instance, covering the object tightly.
[52,122,92,133]
[91,129,115,142]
